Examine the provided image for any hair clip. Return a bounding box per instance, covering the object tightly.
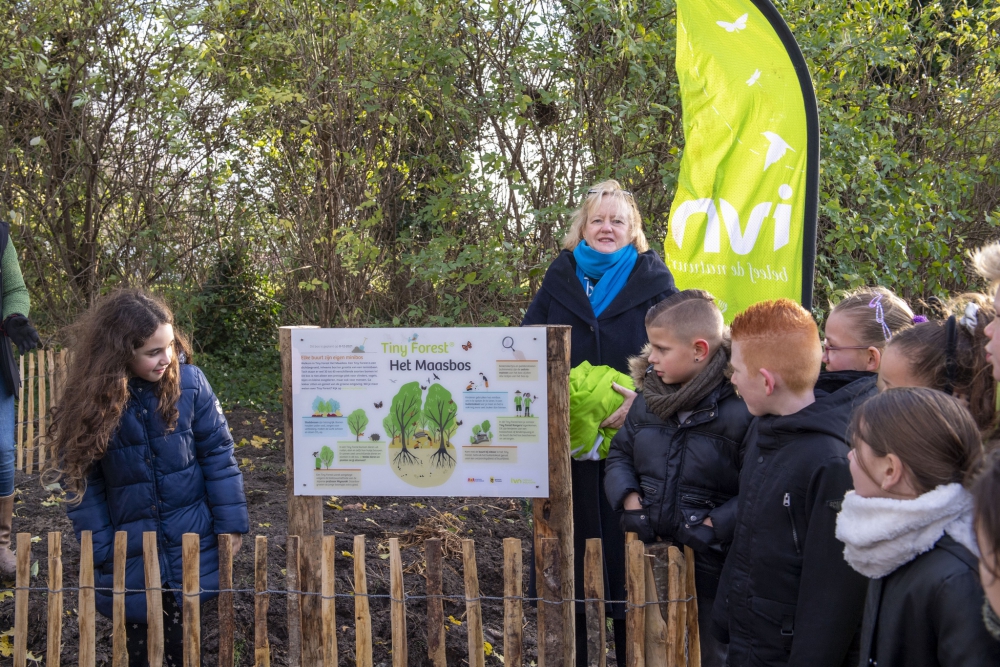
[912,315,928,324]
[958,303,980,335]
[868,294,892,341]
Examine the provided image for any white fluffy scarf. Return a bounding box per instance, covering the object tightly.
[835,483,980,579]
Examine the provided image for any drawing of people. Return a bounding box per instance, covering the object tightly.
[523,392,533,417]
[514,390,523,415]
[479,372,490,389]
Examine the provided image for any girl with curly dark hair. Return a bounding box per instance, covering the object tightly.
[44,289,248,666]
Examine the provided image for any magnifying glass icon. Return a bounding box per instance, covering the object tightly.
[502,336,526,360]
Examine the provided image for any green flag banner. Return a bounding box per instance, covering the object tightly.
[666,0,818,321]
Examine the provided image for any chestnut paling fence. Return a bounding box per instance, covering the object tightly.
[13,348,69,476]
[10,530,702,667]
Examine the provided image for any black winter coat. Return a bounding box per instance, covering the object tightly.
[858,535,1000,667]
[604,373,752,601]
[523,248,676,617]
[713,371,875,667]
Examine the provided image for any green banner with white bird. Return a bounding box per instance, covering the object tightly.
[665,0,819,321]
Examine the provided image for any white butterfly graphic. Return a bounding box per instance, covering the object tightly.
[717,13,748,32]
[746,69,762,86]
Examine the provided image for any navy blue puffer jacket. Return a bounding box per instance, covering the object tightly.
[66,364,249,623]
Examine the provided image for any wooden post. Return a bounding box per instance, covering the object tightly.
[218,534,235,667]
[643,555,668,667]
[463,539,485,667]
[503,538,523,667]
[424,538,446,667]
[48,531,63,667]
[389,537,407,667]
[48,347,55,402]
[539,537,564,667]
[286,535,302,666]
[684,546,701,667]
[14,532,30,667]
[255,536,270,667]
[113,531,128,667]
[16,354,23,471]
[279,326,323,667]
[625,539,645,667]
[583,539,606,667]
[183,533,201,667]
[144,531,164,667]
[321,535,337,667]
[79,531,95,667]
[25,351,33,474]
[58,349,68,406]
[37,346,45,468]
[666,547,685,667]
[530,324,574,667]
[353,535,373,667]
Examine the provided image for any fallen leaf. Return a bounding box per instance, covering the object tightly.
[250,435,270,449]
[447,615,462,626]
[327,502,343,510]
[236,438,249,448]
[341,550,354,559]
[0,634,10,658]
[379,553,389,560]
[280,568,287,576]
[485,641,493,656]
[42,482,62,492]
[30,560,38,577]
[410,502,426,509]
[30,536,40,543]
[0,590,11,602]
[258,523,271,528]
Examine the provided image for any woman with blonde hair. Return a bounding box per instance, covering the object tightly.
[523,179,676,666]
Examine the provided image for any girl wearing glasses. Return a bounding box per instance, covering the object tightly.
[822,286,916,373]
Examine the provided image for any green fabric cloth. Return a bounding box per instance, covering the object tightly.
[569,361,635,461]
[2,240,29,319]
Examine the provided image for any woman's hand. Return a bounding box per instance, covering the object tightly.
[600,382,637,430]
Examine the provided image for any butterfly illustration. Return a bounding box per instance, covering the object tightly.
[456,420,463,426]
[461,341,472,351]
[717,13,748,32]
[420,384,428,390]
[408,333,419,342]
[374,401,383,409]
[746,69,761,86]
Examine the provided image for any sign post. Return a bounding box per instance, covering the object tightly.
[280,326,323,667]
[531,324,574,667]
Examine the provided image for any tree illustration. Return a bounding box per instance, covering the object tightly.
[387,382,422,467]
[347,409,369,441]
[383,414,400,443]
[481,420,492,443]
[319,446,335,469]
[422,384,457,468]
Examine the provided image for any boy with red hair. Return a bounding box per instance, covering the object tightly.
[713,299,870,667]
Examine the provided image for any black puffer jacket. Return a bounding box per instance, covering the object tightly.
[859,535,1000,667]
[713,371,875,667]
[604,355,752,600]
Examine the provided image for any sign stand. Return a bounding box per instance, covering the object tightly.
[280,324,575,666]
[281,326,323,666]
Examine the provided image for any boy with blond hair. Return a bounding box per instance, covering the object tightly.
[605,289,752,667]
[713,299,870,667]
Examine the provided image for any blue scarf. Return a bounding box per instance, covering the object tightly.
[573,241,638,317]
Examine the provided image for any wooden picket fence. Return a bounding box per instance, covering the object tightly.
[14,348,69,476]
[10,530,701,667]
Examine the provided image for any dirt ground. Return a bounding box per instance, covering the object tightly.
[0,408,621,666]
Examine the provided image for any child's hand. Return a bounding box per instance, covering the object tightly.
[600,382,637,430]
[624,492,643,510]
[703,517,714,528]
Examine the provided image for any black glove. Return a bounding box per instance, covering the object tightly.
[3,314,39,353]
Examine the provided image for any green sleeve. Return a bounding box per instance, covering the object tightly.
[2,240,30,320]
